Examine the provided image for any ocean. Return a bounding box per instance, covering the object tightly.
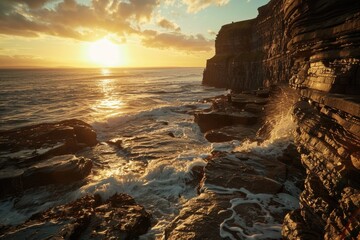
[0,68,299,239]
[0,68,227,237]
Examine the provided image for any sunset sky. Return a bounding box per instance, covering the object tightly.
[0,0,269,68]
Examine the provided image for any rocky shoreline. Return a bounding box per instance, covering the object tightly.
[0,119,152,239]
[0,88,306,239]
[165,87,306,239]
[203,0,360,239]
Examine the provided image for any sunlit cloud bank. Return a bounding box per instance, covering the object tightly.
[0,0,224,52]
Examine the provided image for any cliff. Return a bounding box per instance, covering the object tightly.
[203,0,360,239]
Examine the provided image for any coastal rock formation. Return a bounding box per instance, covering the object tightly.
[0,193,151,240]
[283,95,360,239]
[165,148,304,239]
[0,119,97,198]
[195,91,268,142]
[203,0,360,239]
[167,91,305,239]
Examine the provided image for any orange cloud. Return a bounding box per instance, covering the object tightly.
[0,0,215,53]
[0,0,158,40]
[142,30,213,52]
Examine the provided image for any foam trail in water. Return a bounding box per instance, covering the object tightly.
[202,184,298,240]
[74,155,208,238]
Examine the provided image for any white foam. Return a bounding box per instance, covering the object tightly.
[217,187,298,240]
[75,156,207,238]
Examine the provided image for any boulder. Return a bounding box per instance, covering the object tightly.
[0,155,92,198]
[0,119,98,168]
[0,193,151,240]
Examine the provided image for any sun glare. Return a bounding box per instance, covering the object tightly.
[88,38,126,67]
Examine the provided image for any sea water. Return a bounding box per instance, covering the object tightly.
[0,68,299,239]
[0,68,226,237]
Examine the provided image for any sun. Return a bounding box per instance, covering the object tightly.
[88,38,126,67]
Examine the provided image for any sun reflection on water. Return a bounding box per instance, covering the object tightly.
[93,69,124,119]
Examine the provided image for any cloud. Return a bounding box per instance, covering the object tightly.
[181,0,229,13]
[13,0,51,9]
[207,29,217,36]
[157,18,181,32]
[142,30,213,52]
[0,54,52,67]
[0,0,159,41]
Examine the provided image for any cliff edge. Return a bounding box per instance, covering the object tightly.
[203,0,360,239]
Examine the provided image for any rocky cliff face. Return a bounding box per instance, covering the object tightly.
[203,0,360,239]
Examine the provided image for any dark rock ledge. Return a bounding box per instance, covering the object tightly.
[0,193,151,240]
[0,119,98,198]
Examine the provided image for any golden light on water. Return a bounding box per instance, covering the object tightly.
[93,69,124,119]
[88,38,127,67]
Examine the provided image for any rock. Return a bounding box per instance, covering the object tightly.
[107,138,123,148]
[165,151,302,239]
[204,131,235,142]
[204,155,285,194]
[256,89,270,98]
[202,0,360,238]
[206,125,258,143]
[289,97,360,239]
[0,119,97,198]
[231,94,268,109]
[0,119,98,167]
[0,193,151,239]
[194,111,258,133]
[351,152,360,170]
[164,192,232,240]
[0,155,92,198]
[244,103,264,113]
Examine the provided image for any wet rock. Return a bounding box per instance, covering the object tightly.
[0,193,151,240]
[107,138,123,148]
[164,192,232,240]
[256,89,270,98]
[165,148,302,239]
[204,131,235,142]
[205,125,258,143]
[0,155,92,198]
[205,155,285,194]
[0,119,97,198]
[195,111,258,133]
[0,119,98,167]
[244,103,264,113]
[231,94,268,109]
[202,0,360,237]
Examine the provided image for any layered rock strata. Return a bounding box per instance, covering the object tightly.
[203,0,360,239]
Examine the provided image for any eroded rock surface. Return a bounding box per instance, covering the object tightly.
[0,193,151,240]
[283,97,360,239]
[203,0,360,238]
[166,90,305,239]
[0,119,97,198]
